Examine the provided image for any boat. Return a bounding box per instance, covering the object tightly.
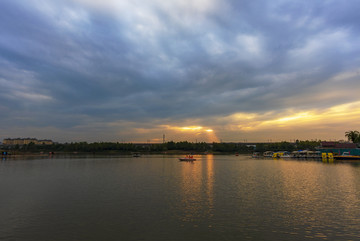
[252,152,261,158]
[132,152,141,157]
[179,155,196,161]
[292,150,321,159]
[334,152,360,161]
[263,151,273,157]
[272,151,291,158]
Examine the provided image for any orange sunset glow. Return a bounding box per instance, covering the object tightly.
[1,0,360,144]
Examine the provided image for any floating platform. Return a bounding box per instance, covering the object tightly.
[334,155,360,161]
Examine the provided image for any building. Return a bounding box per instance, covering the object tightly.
[37,139,53,145]
[318,141,360,155]
[3,138,54,146]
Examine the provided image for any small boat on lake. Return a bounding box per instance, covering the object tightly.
[292,150,321,159]
[179,155,196,161]
[334,152,360,161]
[263,151,273,157]
[273,151,291,158]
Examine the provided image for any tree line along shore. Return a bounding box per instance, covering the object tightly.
[1,140,321,155]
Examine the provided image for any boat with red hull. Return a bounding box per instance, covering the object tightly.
[179,155,196,161]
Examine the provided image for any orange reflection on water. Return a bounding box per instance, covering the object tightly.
[178,155,215,225]
[179,157,202,223]
[205,154,215,213]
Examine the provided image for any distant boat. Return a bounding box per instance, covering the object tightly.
[263,151,273,157]
[334,152,360,161]
[132,152,141,157]
[282,152,291,158]
[292,150,321,159]
[272,151,291,158]
[179,155,196,162]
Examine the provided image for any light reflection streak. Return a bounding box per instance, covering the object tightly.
[178,155,215,225]
[205,154,215,215]
[179,158,201,224]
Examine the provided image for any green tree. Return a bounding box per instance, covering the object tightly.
[345,130,360,143]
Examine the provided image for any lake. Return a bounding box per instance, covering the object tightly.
[0,155,359,241]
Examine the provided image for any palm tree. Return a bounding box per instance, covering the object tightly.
[345,130,360,143]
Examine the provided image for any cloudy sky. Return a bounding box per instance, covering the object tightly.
[1,0,360,143]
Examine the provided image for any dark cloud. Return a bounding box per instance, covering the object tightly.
[1,0,360,142]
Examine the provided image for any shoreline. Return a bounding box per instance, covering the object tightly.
[1,150,251,157]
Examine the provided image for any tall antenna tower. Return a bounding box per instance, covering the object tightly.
[163,134,165,143]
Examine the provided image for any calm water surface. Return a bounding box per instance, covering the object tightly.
[1,155,359,241]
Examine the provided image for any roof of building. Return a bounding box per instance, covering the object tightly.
[321,141,357,148]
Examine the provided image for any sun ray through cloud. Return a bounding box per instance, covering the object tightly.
[0,0,360,142]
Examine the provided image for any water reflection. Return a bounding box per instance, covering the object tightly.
[278,161,360,239]
[178,155,215,226]
[1,155,360,241]
[205,154,214,216]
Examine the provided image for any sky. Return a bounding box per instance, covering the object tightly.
[1,0,360,143]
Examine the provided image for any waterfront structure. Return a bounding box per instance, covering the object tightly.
[3,138,53,146]
[318,141,360,155]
